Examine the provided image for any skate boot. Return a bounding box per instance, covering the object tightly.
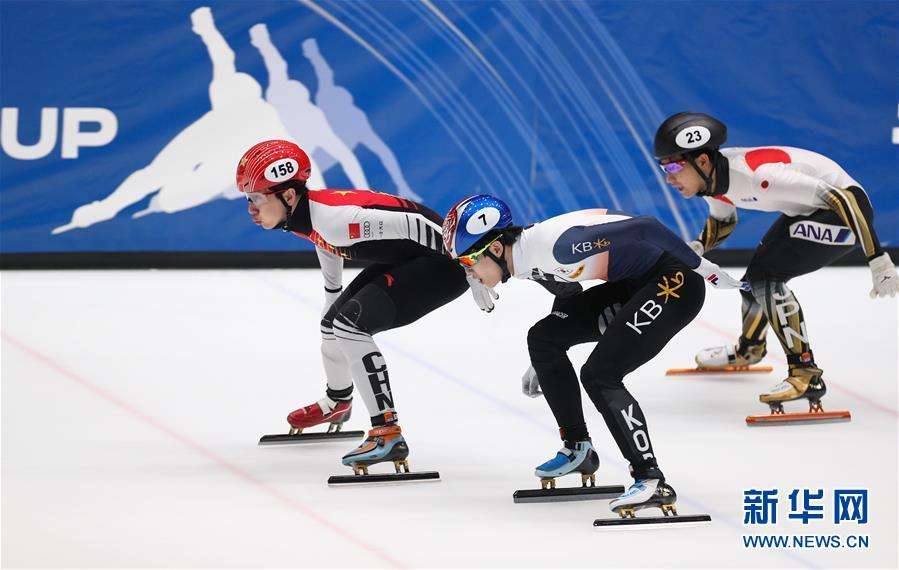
[259,397,363,445]
[341,424,410,475]
[610,479,678,518]
[513,440,622,502]
[595,479,711,527]
[695,338,767,370]
[287,397,352,435]
[759,365,826,414]
[534,439,600,489]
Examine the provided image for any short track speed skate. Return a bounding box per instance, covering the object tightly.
[514,440,624,503]
[594,479,711,528]
[746,366,851,426]
[328,424,439,485]
[258,398,364,445]
[667,341,772,376]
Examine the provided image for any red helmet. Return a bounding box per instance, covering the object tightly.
[236,139,311,194]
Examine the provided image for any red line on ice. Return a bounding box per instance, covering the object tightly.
[696,319,898,417]
[1,332,407,570]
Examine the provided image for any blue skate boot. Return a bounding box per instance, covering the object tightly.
[534,439,600,489]
[341,424,410,475]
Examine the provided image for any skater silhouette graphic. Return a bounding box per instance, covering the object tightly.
[249,24,367,192]
[53,7,293,234]
[302,38,420,201]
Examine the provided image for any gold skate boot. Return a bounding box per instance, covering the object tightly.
[759,366,826,414]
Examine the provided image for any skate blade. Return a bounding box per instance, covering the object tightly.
[745,410,851,426]
[327,471,440,486]
[513,485,625,503]
[666,365,773,376]
[594,514,711,529]
[258,430,365,445]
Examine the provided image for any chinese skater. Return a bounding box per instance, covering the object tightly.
[237,140,495,480]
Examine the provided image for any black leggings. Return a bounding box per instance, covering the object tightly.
[319,254,468,423]
[739,208,859,366]
[323,254,469,335]
[527,254,705,480]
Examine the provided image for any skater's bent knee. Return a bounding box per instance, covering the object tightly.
[527,324,566,362]
[579,362,623,391]
[747,280,766,302]
[334,285,397,335]
[747,279,791,304]
[527,317,566,348]
[526,322,548,347]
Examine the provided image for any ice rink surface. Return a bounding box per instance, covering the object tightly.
[2,267,897,569]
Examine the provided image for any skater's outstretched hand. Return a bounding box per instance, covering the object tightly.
[868,252,899,298]
[466,272,499,312]
[694,257,743,290]
[521,365,542,398]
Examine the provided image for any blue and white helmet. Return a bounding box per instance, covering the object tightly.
[442,194,514,258]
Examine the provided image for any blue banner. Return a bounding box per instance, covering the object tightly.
[1,1,896,253]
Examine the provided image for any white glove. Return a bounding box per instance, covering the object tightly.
[687,240,704,256]
[466,272,499,312]
[868,252,899,298]
[521,365,542,398]
[695,257,744,290]
[322,288,342,317]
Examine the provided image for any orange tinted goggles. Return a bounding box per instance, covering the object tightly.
[457,240,496,268]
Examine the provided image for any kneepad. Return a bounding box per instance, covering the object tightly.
[527,313,573,359]
[747,279,791,306]
[527,314,566,344]
[579,360,624,391]
[334,283,398,335]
